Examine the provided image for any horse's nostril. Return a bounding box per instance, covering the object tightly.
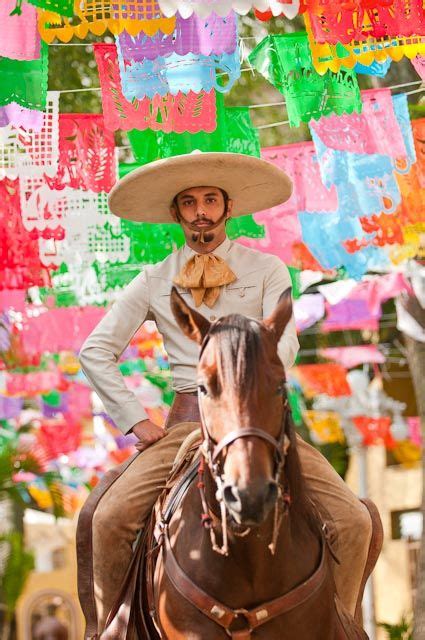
[223,485,242,512]
[265,481,278,507]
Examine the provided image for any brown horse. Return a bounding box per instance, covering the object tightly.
[144,287,368,640]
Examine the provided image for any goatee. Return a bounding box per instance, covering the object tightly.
[192,231,215,244]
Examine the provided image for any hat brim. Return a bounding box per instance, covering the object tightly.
[108,152,293,223]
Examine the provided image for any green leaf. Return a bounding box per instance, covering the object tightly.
[0,532,34,615]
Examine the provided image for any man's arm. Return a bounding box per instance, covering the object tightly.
[262,260,300,370]
[79,271,155,435]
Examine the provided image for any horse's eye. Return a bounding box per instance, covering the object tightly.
[276,382,285,395]
[198,383,208,396]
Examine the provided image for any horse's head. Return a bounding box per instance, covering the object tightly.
[171,287,293,528]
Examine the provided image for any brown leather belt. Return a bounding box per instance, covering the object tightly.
[165,392,200,430]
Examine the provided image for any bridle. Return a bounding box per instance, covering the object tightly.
[196,320,292,556]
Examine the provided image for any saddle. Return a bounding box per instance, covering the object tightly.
[100,431,375,640]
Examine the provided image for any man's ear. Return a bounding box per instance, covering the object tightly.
[263,288,293,341]
[170,287,211,344]
[226,198,234,219]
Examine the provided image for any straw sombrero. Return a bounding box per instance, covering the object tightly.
[108,151,293,223]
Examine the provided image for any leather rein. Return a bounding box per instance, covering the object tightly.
[154,321,329,639]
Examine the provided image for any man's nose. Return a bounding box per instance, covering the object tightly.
[196,205,207,218]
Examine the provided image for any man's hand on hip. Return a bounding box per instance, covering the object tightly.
[132,419,166,452]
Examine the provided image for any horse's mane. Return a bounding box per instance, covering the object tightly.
[208,314,324,541]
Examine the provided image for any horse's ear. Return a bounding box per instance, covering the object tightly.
[263,288,293,341]
[170,287,211,345]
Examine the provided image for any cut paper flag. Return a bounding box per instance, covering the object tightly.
[320,345,385,369]
[94,43,217,132]
[28,0,74,16]
[17,306,106,356]
[321,273,411,331]
[304,0,425,45]
[299,209,388,279]
[157,0,299,18]
[309,88,407,160]
[322,298,381,332]
[0,178,49,291]
[248,32,361,127]
[303,410,346,444]
[412,55,425,79]
[352,415,395,448]
[387,118,425,263]
[20,184,130,269]
[0,395,23,420]
[116,12,238,58]
[0,92,59,179]
[37,417,82,459]
[5,368,64,397]
[0,0,41,61]
[317,279,357,305]
[237,142,337,264]
[306,94,417,266]
[38,0,176,43]
[293,294,325,331]
[0,103,44,131]
[253,0,300,20]
[354,59,392,77]
[128,99,260,161]
[0,41,48,110]
[117,49,241,99]
[46,114,117,193]
[299,270,324,292]
[262,143,338,213]
[293,363,352,397]
[304,13,425,75]
[309,105,409,219]
[345,273,411,316]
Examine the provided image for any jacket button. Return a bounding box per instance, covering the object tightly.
[239,289,246,297]
[210,315,217,321]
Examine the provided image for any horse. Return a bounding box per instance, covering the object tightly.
[140,287,370,640]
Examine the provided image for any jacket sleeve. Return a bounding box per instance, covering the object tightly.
[262,260,299,370]
[79,271,151,434]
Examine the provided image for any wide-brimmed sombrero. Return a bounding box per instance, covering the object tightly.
[108,151,292,223]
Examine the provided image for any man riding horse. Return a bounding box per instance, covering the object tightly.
[77,152,379,638]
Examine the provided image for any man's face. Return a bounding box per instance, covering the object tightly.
[170,186,232,227]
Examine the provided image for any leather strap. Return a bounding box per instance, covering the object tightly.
[162,528,328,638]
[162,460,199,526]
[212,427,284,463]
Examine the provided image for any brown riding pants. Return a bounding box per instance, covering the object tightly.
[77,394,372,638]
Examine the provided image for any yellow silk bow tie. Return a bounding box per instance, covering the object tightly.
[173,253,237,308]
